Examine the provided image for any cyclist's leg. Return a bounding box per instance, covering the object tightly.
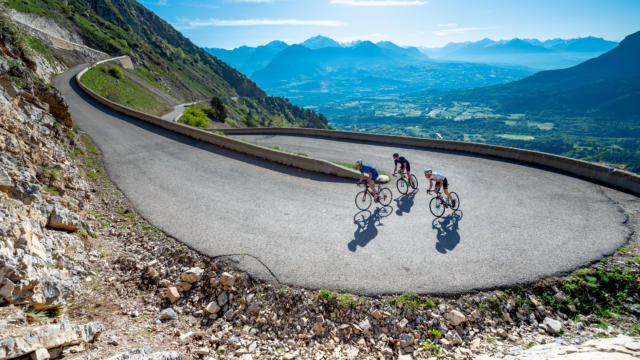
[405,163,411,184]
[443,179,453,204]
[367,177,377,195]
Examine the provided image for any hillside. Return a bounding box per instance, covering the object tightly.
[6,0,329,129]
[462,30,640,122]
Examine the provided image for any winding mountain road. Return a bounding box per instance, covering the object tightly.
[54,65,630,295]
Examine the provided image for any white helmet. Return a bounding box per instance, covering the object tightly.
[355,160,363,166]
[424,169,432,175]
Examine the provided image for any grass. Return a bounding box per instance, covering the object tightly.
[43,186,60,196]
[81,64,171,116]
[496,134,535,141]
[388,293,438,312]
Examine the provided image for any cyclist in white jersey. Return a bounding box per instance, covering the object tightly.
[424,170,455,208]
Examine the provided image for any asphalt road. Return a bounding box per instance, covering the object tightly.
[55,65,630,295]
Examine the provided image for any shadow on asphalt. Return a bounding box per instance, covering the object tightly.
[432,210,463,254]
[394,190,417,216]
[348,206,393,252]
[64,71,353,184]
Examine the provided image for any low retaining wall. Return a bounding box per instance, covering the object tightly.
[221,128,640,196]
[75,64,361,181]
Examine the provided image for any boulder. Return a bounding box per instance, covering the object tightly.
[446,310,466,326]
[542,317,562,335]
[180,267,203,283]
[165,287,180,303]
[47,205,80,231]
[219,272,235,288]
[160,308,177,321]
[205,301,221,315]
[0,321,102,359]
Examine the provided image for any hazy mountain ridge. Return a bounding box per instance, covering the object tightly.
[205,36,535,106]
[422,36,618,69]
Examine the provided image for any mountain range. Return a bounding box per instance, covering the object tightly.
[421,37,618,69]
[206,36,535,105]
[459,31,640,123]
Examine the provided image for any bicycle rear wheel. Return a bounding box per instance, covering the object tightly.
[429,197,445,218]
[409,174,418,190]
[378,187,393,206]
[450,192,460,210]
[355,191,372,210]
[396,177,408,195]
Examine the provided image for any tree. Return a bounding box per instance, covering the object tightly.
[210,96,227,122]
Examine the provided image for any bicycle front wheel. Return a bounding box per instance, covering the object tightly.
[429,197,445,218]
[450,192,460,210]
[409,174,418,190]
[378,188,393,206]
[355,191,372,210]
[396,177,408,195]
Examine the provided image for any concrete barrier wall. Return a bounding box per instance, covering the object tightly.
[75,64,361,180]
[221,128,640,196]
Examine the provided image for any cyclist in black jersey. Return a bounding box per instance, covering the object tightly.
[392,153,412,183]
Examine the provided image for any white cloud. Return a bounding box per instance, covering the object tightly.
[142,0,168,5]
[432,27,489,36]
[437,23,457,27]
[177,18,345,29]
[330,0,428,6]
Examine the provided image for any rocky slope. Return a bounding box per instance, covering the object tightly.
[1,7,640,360]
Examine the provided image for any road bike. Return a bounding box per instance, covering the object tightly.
[394,170,418,195]
[355,183,392,210]
[427,189,460,218]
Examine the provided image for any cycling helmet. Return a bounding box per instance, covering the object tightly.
[393,153,399,158]
[355,160,363,166]
[424,169,432,175]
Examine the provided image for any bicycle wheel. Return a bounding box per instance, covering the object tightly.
[396,177,408,195]
[378,188,393,206]
[429,197,445,218]
[409,174,418,190]
[355,191,372,210]
[450,192,460,210]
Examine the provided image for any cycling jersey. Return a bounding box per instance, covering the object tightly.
[394,156,410,171]
[360,164,379,181]
[430,172,446,182]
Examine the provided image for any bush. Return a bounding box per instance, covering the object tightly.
[210,96,227,122]
[244,113,258,127]
[180,107,209,128]
[224,118,238,128]
[107,66,124,80]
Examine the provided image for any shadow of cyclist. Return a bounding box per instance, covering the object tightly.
[432,210,463,254]
[348,206,393,252]
[395,190,416,216]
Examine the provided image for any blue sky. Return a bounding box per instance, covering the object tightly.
[142,0,640,49]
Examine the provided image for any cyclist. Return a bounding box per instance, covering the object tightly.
[356,160,379,201]
[425,169,455,208]
[392,153,412,185]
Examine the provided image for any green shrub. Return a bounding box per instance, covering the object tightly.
[107,66,124,80]
[180,107,209,128]
[210,96,227,122]
[224,118,238,128]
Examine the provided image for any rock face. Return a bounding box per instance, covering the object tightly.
[0,28,88,310]
[74,347,181,360]
[0,321,102,359]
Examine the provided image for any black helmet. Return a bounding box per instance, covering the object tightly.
[393,153,399,157]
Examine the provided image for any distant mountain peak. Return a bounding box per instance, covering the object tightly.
[301,35,341,49]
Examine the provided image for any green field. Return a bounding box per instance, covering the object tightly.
[497,134,536,141]
[81,64,171,116]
